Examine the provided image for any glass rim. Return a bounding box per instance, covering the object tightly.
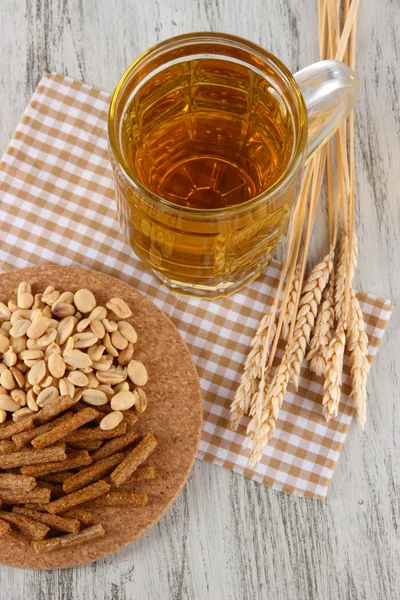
[108,31,308,216]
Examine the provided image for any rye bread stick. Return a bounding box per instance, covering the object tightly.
[0,440,17,454]
[0,488,51,505]
[61,422,127,443]
[0,510,49,540]
[46,480,111,514]
[72,403,138,426]
[32,408,99,449]
[91,429,139,461]
[34,523,105,554]
[0,473,37,492]
[88,491,148,507]
[13,413,73,448]
[68,440,103,451]
[125,465,156,482]
[63,453,125,494]
[62,508,93,525]
[111,434,157,487]
[0,417,35,441]
[0,445,66,469]
[40,471,74,484]
[37,481,64,499]
[0,518,11,536]
[13,506,80,534]
[33,395,80,426]
[6,530,31,540]
[21,450,91,477]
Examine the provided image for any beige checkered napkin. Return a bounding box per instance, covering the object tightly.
[0,73,393,499]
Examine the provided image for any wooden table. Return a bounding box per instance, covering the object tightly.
[0,1,398,598]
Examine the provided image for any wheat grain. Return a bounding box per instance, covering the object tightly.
[287,248,334,389]
[347,289,369,428]
[322,321,346,421]
[282,265,301,340]
[306,274,335,376]
[335,232,358,323]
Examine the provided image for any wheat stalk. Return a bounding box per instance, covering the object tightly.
[322,320,346,420]
[248,352,291,466]
[287,247,334,388]
[306,273,335,376]
[347,289,369,428]
[282,265,301,340]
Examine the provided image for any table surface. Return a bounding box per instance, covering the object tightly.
[0,1,398,599]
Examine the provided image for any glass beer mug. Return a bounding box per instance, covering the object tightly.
[108,33,358,298]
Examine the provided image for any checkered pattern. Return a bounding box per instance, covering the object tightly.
[0,73,393,499]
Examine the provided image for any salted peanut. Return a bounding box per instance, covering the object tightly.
[115,343,133,366]
[91,429,139,461]
[102,332,118,358]
[42,287,61,305]
[0,444,66,469]
[127,360,148,386]
[118,321,137,344]
[27,360,46,386]
[0,393,20,412]
[37,328,57,346]
[102,319,118,334]
[36,386,59,408]
[100,411,123,431]
[111,434,157,487]
[98,403,138,427]
[0,409,6,424]
[25,359,42,369]
[10,366,25,388]
[30,308,43,321]
[46,480,110,515]
[69,440,103,451]
[33,394,80,426]
[96,384,113,398]
[110,391,136,411]
[47,353,66,379]
[66,371,87,388]
[113,382,130,395]
[17,284,34,311]
[127,465,156,482]
[0,383,6,392]
[72,389,83,403]
[91,358,112,372]
[63,336,75,354]
[8,300,18,312]
[87,306,106,322]
[89,319,105,339]
[52,302,75,318]
[90,492,148,507]
[32,407,99,449]
[0,440,17,454]
[26,338,43,351]
[106,298,132,319]
[0,334,10,354]
[0,518,11,536]
[10,318,30,338]
[12,407,34,422]
[21,450,91,478]
[76,317,90,333]
[45,342,62,360]
[59,378,68,397]
[1,322,12,334]
[134,388,148,414]
[62,508,93,524]
[33,294,44,309]
[72,332,98,349]
[56,315,75,346]
[0,302,11,320]
[86,372,100,389]
[81,389,108,406]
[3,348,17,367]
[53,291,74,307]
[74,289,96,313]
[34,523,105,553]
[26,390,39,412]
[62,422,127,444]
[19,349,44,361]
[10,334,27,354]
[27,317,50,340]
[110,332,127,352]
[10,312,24,326]
[0,510,49,539]
[1,369,16,391]
[0,473,36,491]
[63,452,125,494]
[96,370,126,385]
[41,375,54,388]
[0,487,51,505]
[13,506,80,534]
[11,389,27,406]
[14,361,29,374]
[64,350,92,369]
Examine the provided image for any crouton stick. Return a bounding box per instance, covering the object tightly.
[13,413,73,448]
[33,395,80,426]
[61,422,127,444]
[13,507,80,534]
[63,453,125,494]
[0,417,35,441]
[0,518,11,536]
[0,473,37,492]
[62,508,93,525]
[91,429,139,461]
[21,450,91,477]
[111,434,157,487]
[46,480,110,514]
[34,524,105,554]
[0,445,66,469]
[0,487,51,505]
[0,441,17,454]
[32,408,99,449]
[0,510,49,539]
[125,465,156,482]
[89,492,148,507]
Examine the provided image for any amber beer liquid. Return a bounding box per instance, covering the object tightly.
[108,34,358,297]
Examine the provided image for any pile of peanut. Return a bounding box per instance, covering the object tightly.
[0,283,148,430]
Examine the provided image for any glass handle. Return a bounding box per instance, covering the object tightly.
[294,60,359,161]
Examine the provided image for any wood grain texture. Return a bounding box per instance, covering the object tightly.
[0,0,398,598]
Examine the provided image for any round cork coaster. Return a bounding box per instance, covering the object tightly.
[0,266,202,570]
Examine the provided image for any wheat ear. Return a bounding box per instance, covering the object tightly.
[306,273,335,376]
[347,289,369,428]
[282,265,301,340]
[322,320,346,421]
[288,247,334,389]
[335,232,358,323]
[248,352,291,466]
